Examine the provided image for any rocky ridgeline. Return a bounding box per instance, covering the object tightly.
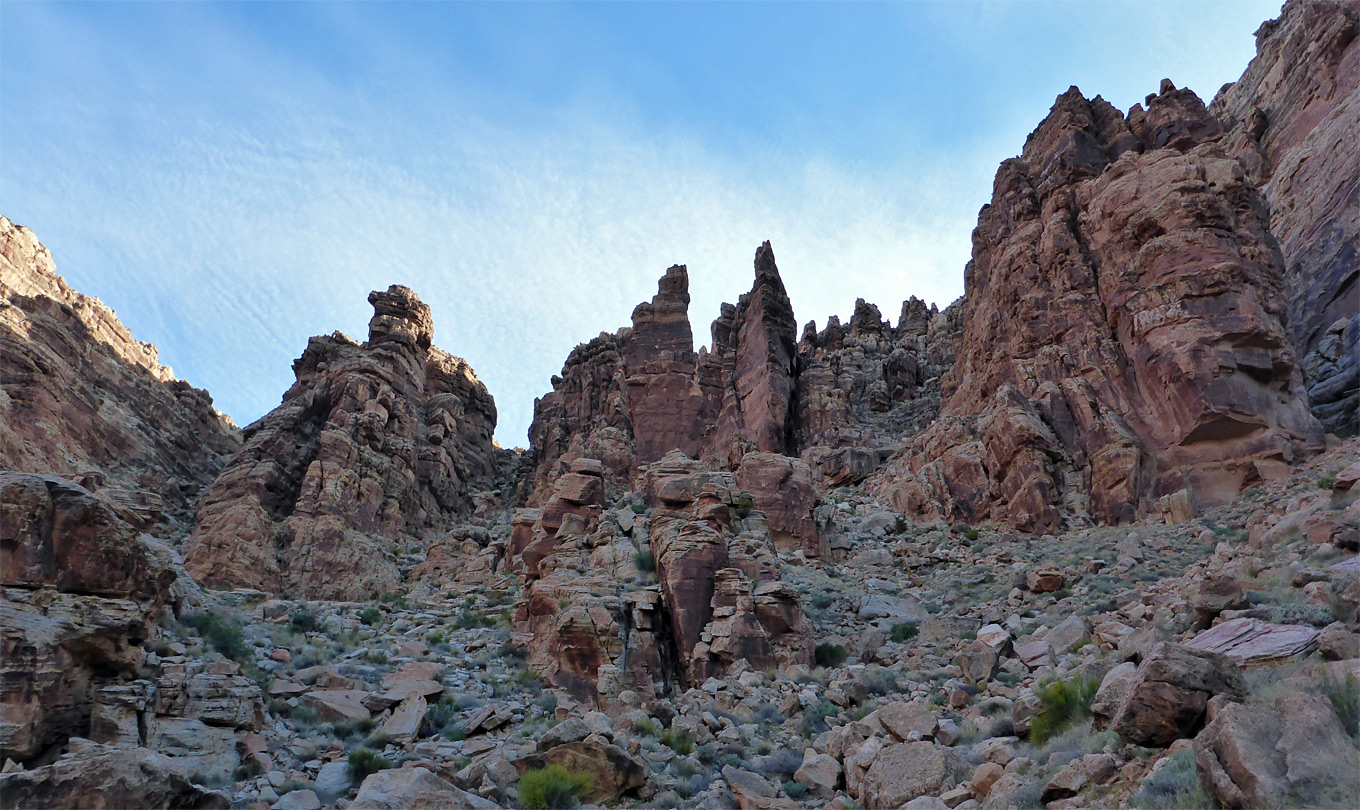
[183,285,500,602]
[1212,0,1360,433]
[0,216,242,530]
[3,2,1360,809]
[867,78,1326,532]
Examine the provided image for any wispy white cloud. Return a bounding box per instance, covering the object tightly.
[0,1,1280,446]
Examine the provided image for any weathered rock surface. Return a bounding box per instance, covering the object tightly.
[1212,0,1360,434]
[869,82,1324,530]
[857,741,969,810]
[351,766,500,810]
[0,741,229,809]
[1194,692,1358,808]
[1187,617,1320,664]
[184,285,498,600]
[1109,642,1249,746]
[0,216,240,524]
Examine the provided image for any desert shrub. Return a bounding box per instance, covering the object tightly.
[815,643,847,668]
[289,610,321,633]
[454,608,496,629]
[889,622,919,643]
[358,607,382,626]
[1029,675,1099,744]
[633,718,662,737]
[753,703,785,725]
[784,780,808,799]
[1136,749,1211,809]
[811,592,835,610]
[758,748,804,779]
[659,729,695,755]
[181,611,251,663]
[1321,668,1360,738]
[518,764,592,809]
[534,691,558,713]
[801,701,839,737]
[633,549,655,572]
[733,495,755,518]
[346,747,393,782]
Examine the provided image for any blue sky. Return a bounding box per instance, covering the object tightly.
[1,0,1280,446]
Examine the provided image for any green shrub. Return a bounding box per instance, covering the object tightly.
[1029,676,1099,744]
[290,610,321,634]
[629,502,648,515]
[733,495,755,518]
[1321,668,1360,738]
[1136,749,1211,809]
[181,611,250,663]
[659,729,695,755]
[889,622,919,643]
[358,606,382,626]
[518,764,592,809]
[633,549,655,572]
[801,701,838,737]
[633,718,661,737]
[963,528,981,541]
[346,747,393,782]
[784,780,808,799]
[814,643,847,668]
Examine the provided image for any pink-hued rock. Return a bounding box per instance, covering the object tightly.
[1212,0,1360,433]
[1186,617,1319,664]
[736,452,824,557]
[868,83,1323,531]
[184,285,498,600]
[0,217,240,523]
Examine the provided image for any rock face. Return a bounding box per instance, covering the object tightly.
[1108,642,1248,746]
[1194,693,1358,808]
[1211,0,1360,434]
[868,82,1324,531]
[183,285,498,600]
[0,217,240,525]
[0,741,229,810]
[0,474,189,763]
[514,451,811,705]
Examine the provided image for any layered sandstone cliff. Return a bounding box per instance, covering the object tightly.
[0,217,241,526]
[183,286,498,600]
[1211,0,1360,434]
[867,83,1325,531]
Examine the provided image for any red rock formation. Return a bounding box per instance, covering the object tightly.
[1211,0,1360,434]
[183,286,497,600]
[869,84,1324,530]
[0,216,241,524]
[1,474,186,762]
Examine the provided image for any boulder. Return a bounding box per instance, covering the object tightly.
[1194,693,1357,808]
[512,740,647,803]
[1186,618,1319,665]
[350,767,500,810]
[0,742,229,809]
[793,748,841,797]
[1110,642,1248,746]
[858,742,969,810]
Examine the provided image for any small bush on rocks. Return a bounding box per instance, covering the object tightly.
[814,643,847,668]
[1136,749,1210,809]
[660,729,696,755]
[1029,675,1099,744]
[181,611,250,663]
[889,622,919,643]
[1321,668,1360,738]
[346,747,394,782]
[518,764,593,809]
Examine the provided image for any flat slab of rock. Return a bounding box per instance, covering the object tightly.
[303,690,371,724]
[1186,618,1318,665]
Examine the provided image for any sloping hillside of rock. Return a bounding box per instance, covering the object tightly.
[0,216,241,528]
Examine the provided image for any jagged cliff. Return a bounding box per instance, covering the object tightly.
[182,286,499,601]
[867,82,1325,531]
[1211,0,1360,434]
[0,216,241,528]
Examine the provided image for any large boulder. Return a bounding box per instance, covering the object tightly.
[857,742,969,810]
[350,767,500,810]
[1109,642,1248,746]
[512,740,647,803]
[0,742,229,809]
[1194,693,1359,808]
